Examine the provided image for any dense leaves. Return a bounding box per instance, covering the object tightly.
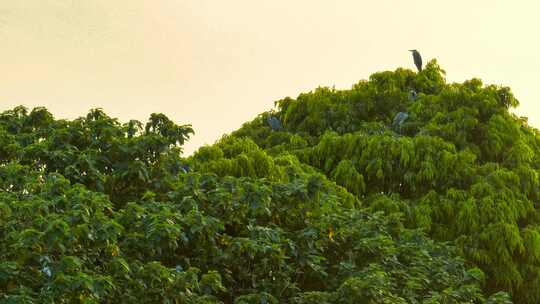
[1,60,537,303]
[232,60,539,303]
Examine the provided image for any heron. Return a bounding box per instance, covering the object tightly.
[408,89,418,101]
[409,50,422,72]
[267,115,283,131]
[180,164,190,173]
[392,112,409,133]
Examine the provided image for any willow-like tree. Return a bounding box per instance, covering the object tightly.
[233,60,540,303]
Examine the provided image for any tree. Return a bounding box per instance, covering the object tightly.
[2,60,535,302]
[232,60,539,303]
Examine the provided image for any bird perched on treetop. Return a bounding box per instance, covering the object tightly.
[409,50,422,72]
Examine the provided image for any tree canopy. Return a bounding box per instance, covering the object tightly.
[1,60,538,303]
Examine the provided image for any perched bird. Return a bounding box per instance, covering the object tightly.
[392,112,409,132]
[409,50,422,72]
[180,164,190,173]
[408,89,418,101]
[267,115,283,131]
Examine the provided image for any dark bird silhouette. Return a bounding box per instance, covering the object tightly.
[409,50,422,72]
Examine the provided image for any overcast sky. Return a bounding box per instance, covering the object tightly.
[1,1,539,154]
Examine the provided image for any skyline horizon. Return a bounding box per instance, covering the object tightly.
[1,1,539,155]
[2,61,536,156]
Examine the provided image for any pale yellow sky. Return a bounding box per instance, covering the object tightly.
[1,1,539,154]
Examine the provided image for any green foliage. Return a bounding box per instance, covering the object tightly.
[230,61,539,303]
[2,61,538,303]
